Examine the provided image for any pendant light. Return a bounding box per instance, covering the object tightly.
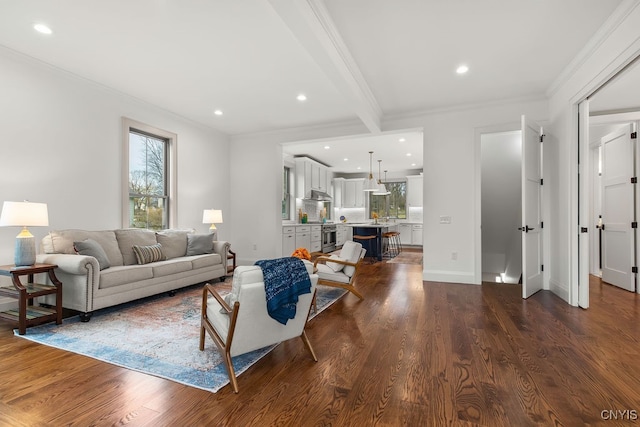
[373,159,389,195]
[363,151,378,192]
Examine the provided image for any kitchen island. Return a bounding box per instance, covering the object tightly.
[345,223,398,261]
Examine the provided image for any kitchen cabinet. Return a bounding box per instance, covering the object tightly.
[295,225,311,251]
[406,175,423,208]
[399,224,413,246]
[295,157,331,198]
[343,178,365,208]
[333,178,344,208]
[336,224,351,247]
[282,226,296,256]
[412,224,423,245]
[310,225,322,253]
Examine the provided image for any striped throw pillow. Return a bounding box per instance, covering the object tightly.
[132,243,165,265]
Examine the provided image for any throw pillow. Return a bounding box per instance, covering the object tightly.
[326,254,345,272]
[132,243,166,265]
[155,229,189,259]
[186,234,214,256]
[74,239,111,270]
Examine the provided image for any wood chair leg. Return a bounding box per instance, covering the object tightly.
[300,330,318,362]
[224,350,240,393]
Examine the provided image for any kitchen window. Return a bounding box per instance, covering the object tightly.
[370,181,406,219]
[122,118,177,230]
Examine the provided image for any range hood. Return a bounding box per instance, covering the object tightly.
[304,189,332,201]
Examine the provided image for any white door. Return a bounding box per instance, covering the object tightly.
[521,115,543,298]
[601,125,636,292]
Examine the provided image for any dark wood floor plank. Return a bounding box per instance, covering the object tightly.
[2,255,640,425]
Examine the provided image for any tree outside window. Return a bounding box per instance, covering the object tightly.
[369,181,406,219]
[128,131,168,230]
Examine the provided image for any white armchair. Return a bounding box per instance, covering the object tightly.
[199,260,318,393]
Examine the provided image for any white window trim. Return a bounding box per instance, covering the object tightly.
[122,117,178,229]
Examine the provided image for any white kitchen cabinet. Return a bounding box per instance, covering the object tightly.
[399,224,413,246]
[333,178,344,208]
[295,157,330,198]
[406,175,423,208]
[310,225,322,253]
[295,225,311,251]
[411,224,423,246]
[343,178,365,208]
[282,226,296,256]
[336,224,350,246]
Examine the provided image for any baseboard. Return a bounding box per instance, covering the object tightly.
[549,279,570,303]
[423,270,478,285]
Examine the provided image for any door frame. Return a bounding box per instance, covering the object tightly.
[572,53,640,306]
[474,122,548,288]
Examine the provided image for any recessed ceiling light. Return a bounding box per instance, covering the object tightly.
[343,158,349,162]
[411,163,417,167]
[34,24,52,35]
[456,65,469,74]
[356,166,361,170]
[324,145,330,150]
[399,138,406,142]
[213,109,223,116]
[297,94,307,101]
[406,153,412,157]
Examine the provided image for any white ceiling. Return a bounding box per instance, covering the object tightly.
[0,0,626,173]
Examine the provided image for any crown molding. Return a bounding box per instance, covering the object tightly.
[546,0,640,98]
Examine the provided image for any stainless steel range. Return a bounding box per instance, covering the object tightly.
[321,224,337,253]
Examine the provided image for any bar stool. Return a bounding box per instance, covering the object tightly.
[382,231,401,258]
[353,234,377,263]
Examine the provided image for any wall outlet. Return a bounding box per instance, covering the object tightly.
[451,252,457,261]
[440,216,452,224]
[253,244,257,250]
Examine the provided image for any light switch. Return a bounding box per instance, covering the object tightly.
[439,216,451,224]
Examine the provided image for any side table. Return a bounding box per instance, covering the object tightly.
[227,249,236,275]
[0,263,62,335]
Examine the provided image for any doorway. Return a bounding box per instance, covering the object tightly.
[481,131,522,284]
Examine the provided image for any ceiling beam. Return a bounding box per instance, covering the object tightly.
[268,0,382,134]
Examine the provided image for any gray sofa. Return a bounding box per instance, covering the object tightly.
[36,228,230,321]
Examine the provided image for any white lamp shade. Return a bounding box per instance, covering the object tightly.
[202,209,223,224]
[0,201,49,227]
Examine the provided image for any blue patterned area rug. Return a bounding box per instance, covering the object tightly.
[14,282,347,393]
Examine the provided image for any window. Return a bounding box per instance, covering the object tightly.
[122,118,177,230]
[282,166,291,220]
[369,181,406,219]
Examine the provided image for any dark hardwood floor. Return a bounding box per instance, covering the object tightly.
[1,256,640,426]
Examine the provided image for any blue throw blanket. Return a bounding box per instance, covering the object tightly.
[254,257,312,325]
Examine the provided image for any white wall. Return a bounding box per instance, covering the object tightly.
[0,48,230,269]
[547,1,640,304]
[230,98,548,281]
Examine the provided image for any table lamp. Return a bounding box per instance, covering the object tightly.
[0,201,49,266]
[202,209,223,232]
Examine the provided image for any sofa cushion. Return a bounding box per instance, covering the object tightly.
[190,253,223,269]
[99,265,154,289]
[132,243,166,265]
[186,234,214,256]
[115,229,157,265]
[74,239,111,270]
[152,259,192,277]
[44,230,124,267]
[155,229,190,259]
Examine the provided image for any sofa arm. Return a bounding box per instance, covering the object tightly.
[213,240,231,258]
[36,253,100,275]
